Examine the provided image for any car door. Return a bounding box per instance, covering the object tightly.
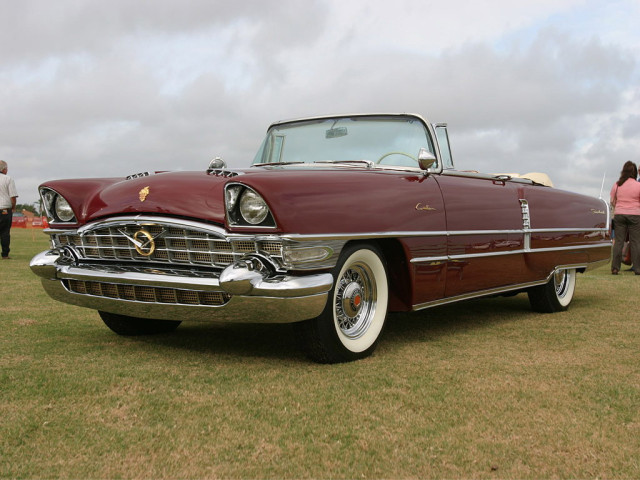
[434,173,527,298]
[402,175,448,307]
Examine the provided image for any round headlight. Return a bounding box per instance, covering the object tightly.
[239,190,269,225]
[54,196,75,222]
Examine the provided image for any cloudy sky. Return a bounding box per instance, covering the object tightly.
[2,0,639,205]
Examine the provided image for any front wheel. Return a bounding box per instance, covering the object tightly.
[527,268,576,313]
[295,244,389,363]
[99,311,182,336]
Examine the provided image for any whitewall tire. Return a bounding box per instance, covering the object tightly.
[528,268,576,313]
[296,244,389,363]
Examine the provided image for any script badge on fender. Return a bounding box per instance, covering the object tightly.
[139,186,150,202]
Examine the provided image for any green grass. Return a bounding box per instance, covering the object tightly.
[1,228,639,478]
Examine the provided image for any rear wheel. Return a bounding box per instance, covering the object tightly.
[99,311,181,336]
[527,268,576,313]
[296,244,389,363]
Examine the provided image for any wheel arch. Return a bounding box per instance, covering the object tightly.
[339,237,412,312]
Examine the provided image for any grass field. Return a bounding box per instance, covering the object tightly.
[1,228,639,479]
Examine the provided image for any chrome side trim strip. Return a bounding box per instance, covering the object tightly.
[411,264,588,311]
[410,242,610,264]
[523,243,611,254]
[440,169,538,185]
[526,227,608,234]
[282,227,608,242]
[412,280,546,311]
[414,256,448,264]
[45,216,608,242]
[449,229,523,236]
[447,249,524,261]
[282,231,448,241]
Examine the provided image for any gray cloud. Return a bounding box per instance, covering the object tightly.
[1,0,638,205]
[1,0,326,61]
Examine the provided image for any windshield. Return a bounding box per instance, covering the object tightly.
[252,116,435,168]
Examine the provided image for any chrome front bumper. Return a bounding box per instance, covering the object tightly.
[30,249,334,324]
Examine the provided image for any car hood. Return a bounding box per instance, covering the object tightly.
[41,171,229,226]
[41,166,436,234]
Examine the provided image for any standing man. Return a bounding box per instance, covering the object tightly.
[0,160,18,260]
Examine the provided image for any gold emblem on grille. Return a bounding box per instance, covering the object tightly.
[133,229,155,256]
[139,186,150,202]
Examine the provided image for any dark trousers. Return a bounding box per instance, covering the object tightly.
[612,214,640,271]
[0,210,12,258]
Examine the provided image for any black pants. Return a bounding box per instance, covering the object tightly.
[612,214,640,271]
[0,210,12,258]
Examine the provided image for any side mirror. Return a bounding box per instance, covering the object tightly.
[208,156,227,171]
[418,148,437,171]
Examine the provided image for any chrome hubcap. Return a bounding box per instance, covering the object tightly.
[335,263,377,340]
[341,282,363,318]
[554,270,568,298]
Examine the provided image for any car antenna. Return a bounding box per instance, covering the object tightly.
[598,172,606,200]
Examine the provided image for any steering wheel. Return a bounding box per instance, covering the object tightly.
[376,151,418,164]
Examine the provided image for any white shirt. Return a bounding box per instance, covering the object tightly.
[0,173,18,209]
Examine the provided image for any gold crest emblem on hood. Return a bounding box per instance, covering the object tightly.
[139,186,150,202]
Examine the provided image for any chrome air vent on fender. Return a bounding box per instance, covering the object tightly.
[207,169,240,178]
[206,157,240,177]
[126,172,152,180]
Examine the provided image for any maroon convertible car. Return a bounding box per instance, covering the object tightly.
[31,113,611,362]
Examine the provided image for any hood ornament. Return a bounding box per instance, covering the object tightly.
[139,186,150,202]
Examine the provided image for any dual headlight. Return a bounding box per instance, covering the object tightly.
[225,184,275,227]
[40,188,77,223]
[40,183,272,227]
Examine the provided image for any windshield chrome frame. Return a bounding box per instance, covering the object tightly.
[252,113,444,174]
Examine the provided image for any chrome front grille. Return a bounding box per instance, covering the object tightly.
[52,222,284,268]
[66,279,231,306]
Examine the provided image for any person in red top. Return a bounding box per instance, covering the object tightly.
[610,161,640,274]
